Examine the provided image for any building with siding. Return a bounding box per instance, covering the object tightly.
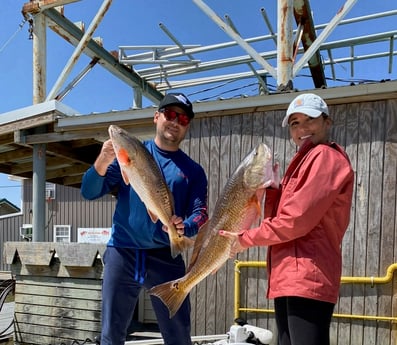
[0,83,396,344]
[0,199,20,217]
[0,180,115,252]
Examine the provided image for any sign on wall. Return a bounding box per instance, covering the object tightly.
[77,227,111,243]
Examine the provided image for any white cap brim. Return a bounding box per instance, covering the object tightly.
[282,93,328,127]
[282,108,323,127]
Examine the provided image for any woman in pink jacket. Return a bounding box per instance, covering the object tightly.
[221,93,354,345]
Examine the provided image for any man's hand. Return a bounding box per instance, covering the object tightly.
[163,215,185,235]
[94,139,116,176]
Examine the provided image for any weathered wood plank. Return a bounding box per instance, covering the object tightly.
[15,283,101,301]
[182,116,200,335]
[15,292,100,311]
[10,259,104,279]
[0,272,12,281]
[334,103,355,344]
[205,116,221,335]
[54,243,106,266]
[363,101,384,345]
[15,312,100,332]
[5,242,54,266]
[217,115,232,334]
[15,303,99,321]
[14,326,99,345]
[377,99,397,345]
[349,101,370,345]
[15,275,102,289]
[193,116,211,336]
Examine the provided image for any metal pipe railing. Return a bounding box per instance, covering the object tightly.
[234,261,397,322]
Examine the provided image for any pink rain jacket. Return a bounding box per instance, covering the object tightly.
[239,141,354,304]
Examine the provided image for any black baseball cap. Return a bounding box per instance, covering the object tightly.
[158,92,195,119]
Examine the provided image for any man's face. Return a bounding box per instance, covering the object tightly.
[154,105,190,148]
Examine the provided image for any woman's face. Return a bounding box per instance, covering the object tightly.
[288,113,332,147]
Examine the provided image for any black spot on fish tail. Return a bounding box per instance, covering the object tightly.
[149,279,190,319]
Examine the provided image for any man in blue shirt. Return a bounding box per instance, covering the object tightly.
[81,93,208,345]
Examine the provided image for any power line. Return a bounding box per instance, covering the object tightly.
[0,17,28,54]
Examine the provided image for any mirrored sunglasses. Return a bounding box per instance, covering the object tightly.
[161,108,191,127]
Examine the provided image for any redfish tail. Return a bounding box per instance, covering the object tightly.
[149,279,190,319]
[170,236,195,259]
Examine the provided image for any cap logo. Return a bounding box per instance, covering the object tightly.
[175,94,189,105]
[294,98,304,107]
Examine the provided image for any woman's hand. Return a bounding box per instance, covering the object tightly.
[219,230,246,257]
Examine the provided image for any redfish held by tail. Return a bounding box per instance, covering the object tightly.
[149,142,274,318]
[108,124,194,258]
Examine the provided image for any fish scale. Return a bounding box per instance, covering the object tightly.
[149,142,274,318]
[108,124,194,258]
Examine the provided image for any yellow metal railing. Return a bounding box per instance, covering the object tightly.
[234,261,397,323]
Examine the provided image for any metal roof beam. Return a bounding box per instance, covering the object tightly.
[159,23,198,62]
[119,45,200,61]
[293,0,358,77]
[193,0,277,79]
[293,0,326,88]
[42,8,164,103]
[136,31,397,82]
[22,0,81,16]
[223,14,268,93]
[153,50,397,90]
[277,0,294,90]
[46,0,112,100]
[118,46,201,65]
[121,10,397,76]
[260,8,278,45]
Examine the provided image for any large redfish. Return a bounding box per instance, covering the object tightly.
[108,124,194,258]
[149,142,273,318]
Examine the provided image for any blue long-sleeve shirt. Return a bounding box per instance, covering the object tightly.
[81,139,208,249]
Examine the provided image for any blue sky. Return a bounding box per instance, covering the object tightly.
[0,0,396,207]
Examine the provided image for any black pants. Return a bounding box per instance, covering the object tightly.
[274,296,335,345]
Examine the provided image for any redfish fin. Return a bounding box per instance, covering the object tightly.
[170,236,194,259]
[147,209,158,223]
[256,188,266,219]
[149,279,189,318]
[121,170,129,185]
[250,193,263,219]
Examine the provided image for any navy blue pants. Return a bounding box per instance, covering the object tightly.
[100,247,192,345]
[274,296,335,345]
